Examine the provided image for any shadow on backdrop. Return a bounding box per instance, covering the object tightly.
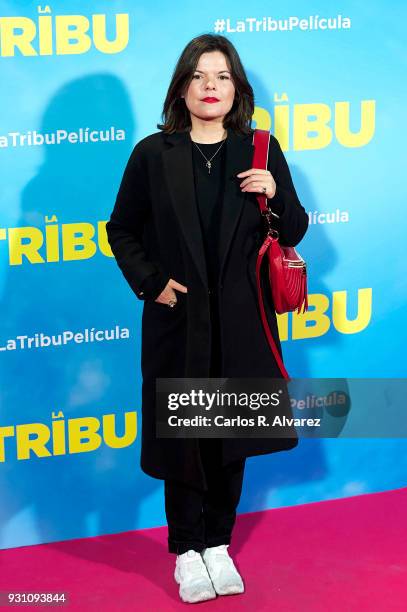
[0,74,162,547]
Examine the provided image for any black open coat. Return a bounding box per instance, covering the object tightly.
[106,127,309,490]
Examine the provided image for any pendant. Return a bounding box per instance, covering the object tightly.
[206,160,211,174]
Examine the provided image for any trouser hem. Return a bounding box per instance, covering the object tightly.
[168,535,232,555]
[204,536,232,549]
[168,540,206,555]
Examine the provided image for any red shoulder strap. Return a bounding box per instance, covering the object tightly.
[252,129,270,214]
[252,129,291,380]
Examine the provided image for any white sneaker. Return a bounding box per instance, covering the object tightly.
[174,549,217,603]
[201,544,245,596]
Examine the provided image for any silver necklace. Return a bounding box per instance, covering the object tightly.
[192,138,226,175]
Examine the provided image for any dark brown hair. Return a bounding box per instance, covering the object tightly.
[157,34,254,134]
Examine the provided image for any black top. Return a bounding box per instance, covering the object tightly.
[191,138,227,289]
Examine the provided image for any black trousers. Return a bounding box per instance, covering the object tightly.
[165,438,246,554]
[164,291,246,555]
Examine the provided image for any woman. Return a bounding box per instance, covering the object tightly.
[106,33,309,603]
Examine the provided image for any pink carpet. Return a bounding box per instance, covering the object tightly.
[1,488,406,611]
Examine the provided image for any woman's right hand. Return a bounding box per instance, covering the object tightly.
[155,279,188,306]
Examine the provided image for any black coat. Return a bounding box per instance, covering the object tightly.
[106,127,309,490]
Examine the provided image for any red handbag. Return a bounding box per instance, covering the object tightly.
[252,128,309,379]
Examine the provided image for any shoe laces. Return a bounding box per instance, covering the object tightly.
[179,551,206,577]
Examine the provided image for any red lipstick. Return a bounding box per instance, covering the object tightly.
[202,97,219,103]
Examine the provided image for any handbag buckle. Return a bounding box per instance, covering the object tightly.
[261,209,279,238]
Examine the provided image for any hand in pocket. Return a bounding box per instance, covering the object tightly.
[155,279,188,306]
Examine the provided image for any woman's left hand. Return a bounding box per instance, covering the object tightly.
[237,168,276,198]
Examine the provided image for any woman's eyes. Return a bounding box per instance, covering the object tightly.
[192,74,230,80]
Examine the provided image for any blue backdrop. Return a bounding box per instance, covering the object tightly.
[0,0,406,549]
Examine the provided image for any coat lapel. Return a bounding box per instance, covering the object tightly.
[162,130,208,288]
[162,127,254,288]
[218,128,254,284]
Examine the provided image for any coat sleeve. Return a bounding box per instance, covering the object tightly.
[266,134,309,247]
[106,141,170,301]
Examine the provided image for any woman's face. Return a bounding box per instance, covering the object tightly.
[182,51,236,124]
